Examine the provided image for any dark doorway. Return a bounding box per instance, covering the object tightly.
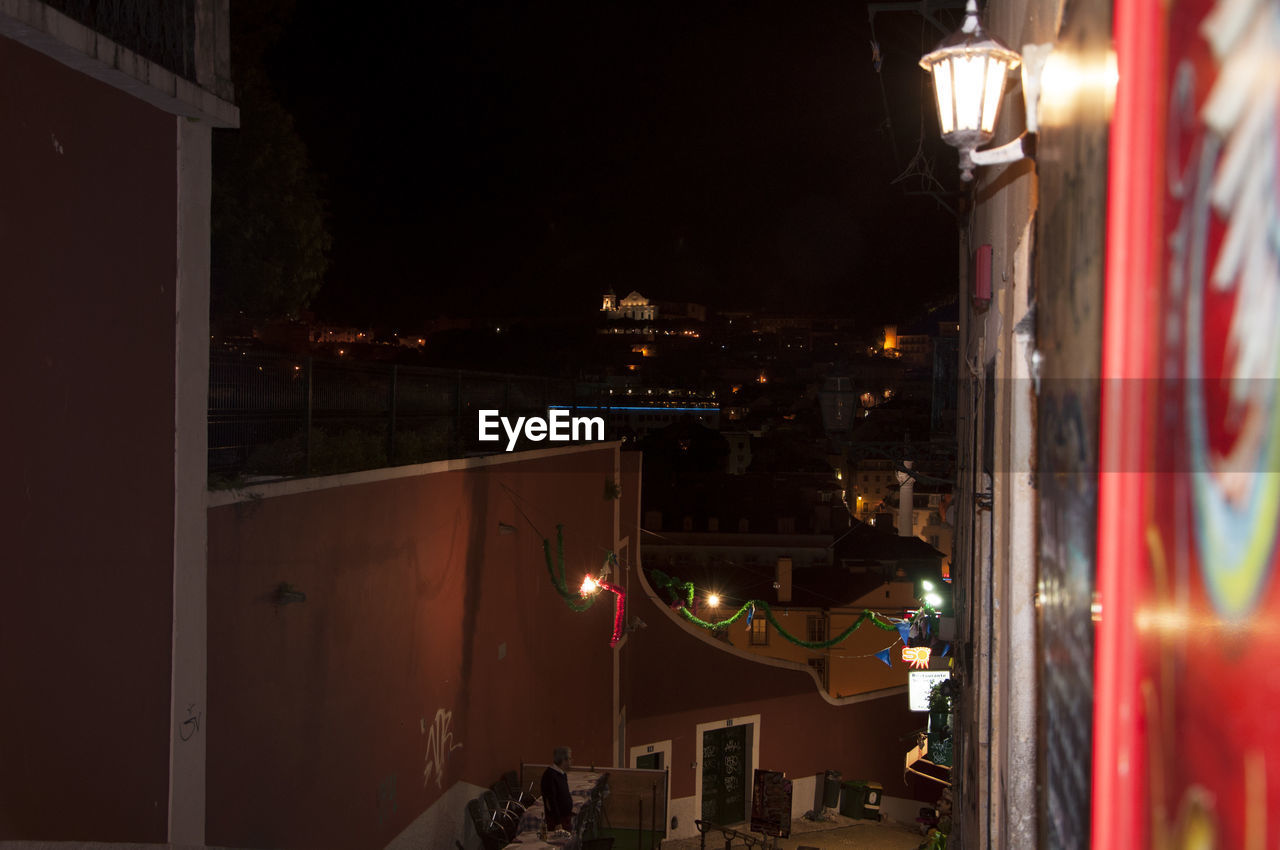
[700,724,749,825]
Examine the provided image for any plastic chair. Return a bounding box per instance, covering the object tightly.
[502,769,538,807]
[466,797,512,850]
[482,789,522,835]
[490,775,529,815]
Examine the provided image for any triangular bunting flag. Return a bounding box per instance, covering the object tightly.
[875,647,892,667]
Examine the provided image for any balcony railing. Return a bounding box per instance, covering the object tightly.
[208,352,588,483]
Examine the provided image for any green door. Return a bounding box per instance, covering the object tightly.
[700,725,748,825]
[637,752,663,771]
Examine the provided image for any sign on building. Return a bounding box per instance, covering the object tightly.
[908,670,951,712]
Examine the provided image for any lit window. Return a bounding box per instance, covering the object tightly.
[749,618,769,646]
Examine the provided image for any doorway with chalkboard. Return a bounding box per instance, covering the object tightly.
[698,720,755,826]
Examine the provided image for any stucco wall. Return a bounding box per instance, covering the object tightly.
[206,447,626,849]
[0,36,177,842]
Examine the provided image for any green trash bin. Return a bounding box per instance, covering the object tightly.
[840,780,883,819]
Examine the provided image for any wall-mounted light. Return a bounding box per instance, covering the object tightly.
[919,0,1051,181]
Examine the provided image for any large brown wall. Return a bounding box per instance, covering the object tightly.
[207,447,624,849]
[0,38,177,841]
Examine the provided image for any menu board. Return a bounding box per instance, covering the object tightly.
[749,769,791,838]
[908,670,951,712]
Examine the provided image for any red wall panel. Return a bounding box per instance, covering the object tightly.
[0,37,176,842]
[207,448,622,849]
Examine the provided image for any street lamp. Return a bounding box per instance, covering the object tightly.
[920,0,1050,181]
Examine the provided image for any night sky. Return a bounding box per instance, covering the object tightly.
[264,1,961,327]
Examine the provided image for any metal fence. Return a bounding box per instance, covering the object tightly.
[208,352,586,481]
[45,0,199,82]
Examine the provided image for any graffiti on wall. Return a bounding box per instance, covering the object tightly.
[179,702,202,742]
[422,708,463,789]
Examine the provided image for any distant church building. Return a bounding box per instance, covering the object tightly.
[601,288,657,321]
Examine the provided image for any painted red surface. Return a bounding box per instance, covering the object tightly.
[1099,0,1280,846]
[0,38,177,841]
[1095,0,1162,843]
[207,448,624,849]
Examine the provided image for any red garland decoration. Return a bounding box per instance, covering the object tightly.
[582,577,627,646]
[598,581,626,646]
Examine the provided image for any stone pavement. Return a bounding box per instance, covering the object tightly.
[656,812,925,850]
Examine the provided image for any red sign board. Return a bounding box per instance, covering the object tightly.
[1098,0,1280,846]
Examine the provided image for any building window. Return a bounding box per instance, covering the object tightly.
[806,615,828,643]
[682,516,693,531]
[807,657,828,689]
[738,518,750,533]
[708,517,719,532]
[749,618,769,646]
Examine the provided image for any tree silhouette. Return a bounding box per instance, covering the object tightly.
[211,1,329,321]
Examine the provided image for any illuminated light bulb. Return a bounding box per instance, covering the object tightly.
[922,580,935,591]
[925,592,944,608]
[707,594,721,608]
[580,575,599,595]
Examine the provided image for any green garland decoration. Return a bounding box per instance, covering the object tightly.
[543,525,596,612]
[648,569,898,649]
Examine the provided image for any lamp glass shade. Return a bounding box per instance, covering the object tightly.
[979,55,1013,132]
[925,48,1016,144]
[932,60,956,134]
[920,7,1021,150]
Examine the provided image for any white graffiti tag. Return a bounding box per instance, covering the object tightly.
[422,708,464,789]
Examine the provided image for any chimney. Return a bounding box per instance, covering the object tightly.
[775,557,792,604]
[897,460,915,538]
